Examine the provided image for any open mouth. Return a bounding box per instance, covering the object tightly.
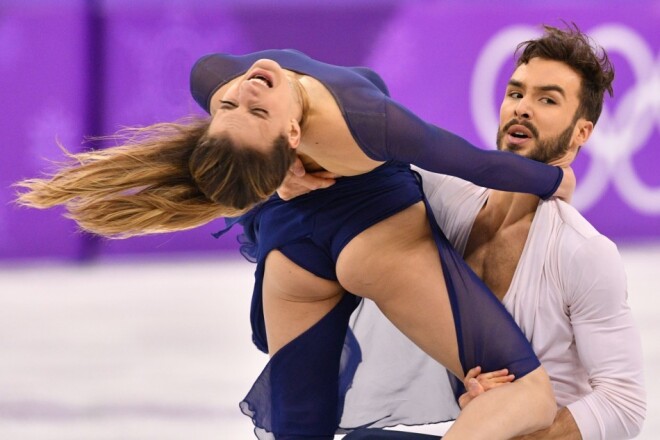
[506,124,534,140]
[248,72,273,88]
[509,131,529,140]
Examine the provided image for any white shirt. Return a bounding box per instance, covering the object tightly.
[418,169,646,439]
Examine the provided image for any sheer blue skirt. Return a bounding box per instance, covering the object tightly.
[217,161,539,439]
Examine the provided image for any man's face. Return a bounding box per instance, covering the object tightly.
[497,58,585,164]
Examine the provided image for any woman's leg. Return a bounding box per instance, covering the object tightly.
[336,202,555,440]
[262,249,345,355]
[337,202,463,376]
[448,367,554,439]
[256,249,355,438]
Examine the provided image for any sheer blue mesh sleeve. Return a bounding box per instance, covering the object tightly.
[360,99,563,200]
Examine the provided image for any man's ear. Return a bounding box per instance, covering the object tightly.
[288,119,301,149]
[574,119,594,147]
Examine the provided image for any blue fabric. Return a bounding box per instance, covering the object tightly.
[215,163,539,438]
[240,294,361,439]
[191,50,542,438]
[233,162,422,354]
[190,49,563,199]
[234,163,424,438]
[344,429,441,439]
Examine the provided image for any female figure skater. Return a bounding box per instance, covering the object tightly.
[17,49,569,439]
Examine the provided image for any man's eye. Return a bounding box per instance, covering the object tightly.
[540,98,556,104]
[220,100,236,108]
[509,92,522,99]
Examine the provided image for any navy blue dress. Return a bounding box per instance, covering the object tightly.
[190,49,560,439]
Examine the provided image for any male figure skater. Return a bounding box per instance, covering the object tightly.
[285,24,646,440]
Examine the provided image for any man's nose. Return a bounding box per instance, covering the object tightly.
[514,97,533,119]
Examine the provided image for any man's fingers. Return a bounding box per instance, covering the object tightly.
[474,368,515,390]
[487,374,515,384]
[476,375,515,390]
[467,378,484,397]
[482,368,509,378]
[279,156,339,201]
[277,173,336,201]
[290,158,306,177]
[311,170,342,179]
[297,173,336,190]
[458,392,473,410]
[464,366,482,381]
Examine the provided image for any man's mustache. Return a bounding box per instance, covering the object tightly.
[502,119,539,138]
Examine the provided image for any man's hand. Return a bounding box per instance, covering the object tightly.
[548,153,576,203]
[277,157,340,200]
[551,166,575,203]
[458,366,515,409]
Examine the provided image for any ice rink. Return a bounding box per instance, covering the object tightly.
[1,243,658,439]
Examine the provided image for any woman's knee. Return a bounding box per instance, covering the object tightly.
[518,367,556,427]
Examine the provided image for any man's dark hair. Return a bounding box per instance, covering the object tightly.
[515,23,614,125]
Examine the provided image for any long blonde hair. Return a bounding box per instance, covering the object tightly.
[15,116,295,238]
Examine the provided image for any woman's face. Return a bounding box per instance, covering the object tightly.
[208,59,301,151]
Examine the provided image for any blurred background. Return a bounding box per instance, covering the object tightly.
[1,0,658,438]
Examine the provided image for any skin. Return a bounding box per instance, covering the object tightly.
[208,58,382,175]
[209,59,557,440]
[209,59,301,151]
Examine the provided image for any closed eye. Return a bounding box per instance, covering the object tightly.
[218,100,268,119]
[219,100,237,109]
[251,108,269,119]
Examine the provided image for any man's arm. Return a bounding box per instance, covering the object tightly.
[472,230,645,440]
[555,233,645,439]
[511,408,581,440]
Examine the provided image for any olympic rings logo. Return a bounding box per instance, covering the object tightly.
[471,25,660,214]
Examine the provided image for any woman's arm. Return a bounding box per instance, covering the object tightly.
[190,53,246,113]
[374,99,564,199]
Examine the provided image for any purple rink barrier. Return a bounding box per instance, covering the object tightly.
[0,0,89,260]
[364,2,660,242]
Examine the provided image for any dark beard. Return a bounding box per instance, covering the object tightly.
[497,120,575,163]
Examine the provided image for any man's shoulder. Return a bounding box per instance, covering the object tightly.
[541,199,620,262]
[543,199,601,241]
[539,201,626,306]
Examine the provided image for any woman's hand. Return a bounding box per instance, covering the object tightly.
[277,157,339,200]
[458,366,515,409]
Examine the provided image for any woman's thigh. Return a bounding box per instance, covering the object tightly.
[336,202,463,377]
[262,249,345,356]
